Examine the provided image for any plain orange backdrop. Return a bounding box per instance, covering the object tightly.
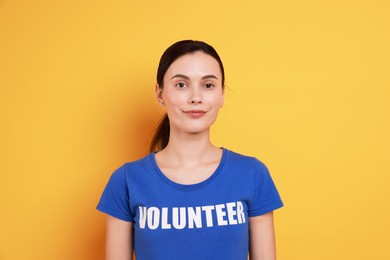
[1,0,389,259]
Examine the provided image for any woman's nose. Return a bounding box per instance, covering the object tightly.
[190,97,202,104]
[189,88,203,104]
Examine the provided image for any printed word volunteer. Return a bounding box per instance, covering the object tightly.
[138,201,246,230]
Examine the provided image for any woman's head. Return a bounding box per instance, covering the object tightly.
[150,40,225,152]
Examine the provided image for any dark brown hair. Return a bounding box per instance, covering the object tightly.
[149,40,225,152]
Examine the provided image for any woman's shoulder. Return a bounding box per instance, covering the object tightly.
[111,152,154,177]
[123,152,152,167]
[225,148,267,167]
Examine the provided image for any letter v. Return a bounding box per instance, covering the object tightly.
[139,206,147,229]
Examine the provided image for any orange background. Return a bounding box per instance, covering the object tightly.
[1,0,389,259]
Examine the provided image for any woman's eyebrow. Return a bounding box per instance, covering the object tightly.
[171,74,189,80]
[171,74,218,80]
[202,75,218,80]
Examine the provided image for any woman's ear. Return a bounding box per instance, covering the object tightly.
[155,83,164,106]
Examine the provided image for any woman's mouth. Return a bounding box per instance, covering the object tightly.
[183,110,207,118]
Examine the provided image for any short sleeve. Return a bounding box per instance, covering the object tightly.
[248,160,284,217]
[96,165,134,222]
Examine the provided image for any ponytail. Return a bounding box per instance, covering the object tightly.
[149,113,170,152]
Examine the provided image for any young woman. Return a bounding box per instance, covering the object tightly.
[97,40,284,260]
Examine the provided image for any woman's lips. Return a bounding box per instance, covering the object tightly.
[183,110,207,118]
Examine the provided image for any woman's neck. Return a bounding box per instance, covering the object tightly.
[158,129,220,166]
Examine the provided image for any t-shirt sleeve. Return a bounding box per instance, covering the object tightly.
[96,165,134,222]
[248,160,284,217]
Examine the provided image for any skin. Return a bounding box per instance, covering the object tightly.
[105,51,277,260]
[106,216,133,260]
[155,51,225,184]
[249,212,277,260]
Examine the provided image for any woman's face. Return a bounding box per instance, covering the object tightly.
[156,51,224,135]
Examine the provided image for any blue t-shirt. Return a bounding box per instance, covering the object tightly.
[97,148,283,259]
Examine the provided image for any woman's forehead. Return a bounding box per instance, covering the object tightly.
[165,51,222,79]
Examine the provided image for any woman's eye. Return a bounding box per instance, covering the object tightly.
[176,82,186,88]
[205,83,214,89]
